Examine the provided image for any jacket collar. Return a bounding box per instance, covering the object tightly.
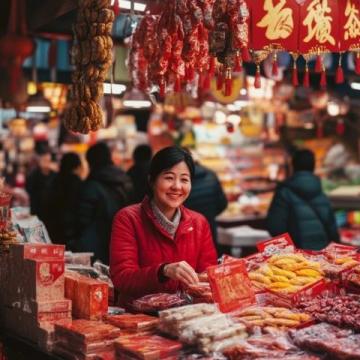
[141,196,193,241]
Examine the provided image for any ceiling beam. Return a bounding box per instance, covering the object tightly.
[27,0,77,31]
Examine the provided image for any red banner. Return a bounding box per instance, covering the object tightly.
[298,0,339,54]
[252,0,300,51]
[339,0,360,51]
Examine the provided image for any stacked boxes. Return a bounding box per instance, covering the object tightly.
[0,243,72,350]
[65,271,108,320]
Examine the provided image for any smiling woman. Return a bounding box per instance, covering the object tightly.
[110,146,218,307]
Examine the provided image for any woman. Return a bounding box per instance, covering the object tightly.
[110,146,217,306]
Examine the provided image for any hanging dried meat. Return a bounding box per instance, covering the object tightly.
[129,0,232,97]
[64,0,115,134]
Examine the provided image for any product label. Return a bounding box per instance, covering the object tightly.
[207,260,255,313]
[256,233,294,256]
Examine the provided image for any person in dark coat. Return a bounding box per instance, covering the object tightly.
[25,150,56,221]
[77,142,134,264]
[266,149,339,250]
[184,162,228,244]
[127,144,152,203]
[43,152,83,249]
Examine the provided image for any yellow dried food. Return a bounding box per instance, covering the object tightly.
[268,282,291,289]
[290,276,314,286]
[275,311,307,321]
[270,275,290,283]
[269,254,306,263]
[237,308,265,317]
[264,318,300,327]
[249,272,272,285]
[258,265,274,277]
[240,315,263,321]
[295,269,322,278]
[269,265,297,279]
[334,257,354,265]
[273,285,302,293]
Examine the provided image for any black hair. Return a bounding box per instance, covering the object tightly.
[147,146,195,196]
[86,142,113,171]
[133,144,152,164]
[292,149,315,172]
[60,152,81,176]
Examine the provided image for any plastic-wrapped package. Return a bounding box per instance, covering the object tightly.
[297,294,360,331]
[103,313,159,333]
[290,323,360,359]
[179,313,240,343]
[114,333,182,360]
[186,282,213,303]
[223,332,320,360]
[159,303,219,337]
[131,293,188,313]
[159,303,218,323]
[232,306,312,329]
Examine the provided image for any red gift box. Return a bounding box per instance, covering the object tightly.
[22,258,65,302]
[65,272,108,320]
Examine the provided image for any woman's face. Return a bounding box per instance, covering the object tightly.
[152,161,191,212]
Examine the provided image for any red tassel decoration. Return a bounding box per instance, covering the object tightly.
[336,66,344,84]
[315,54,323,73]
[336,54,344,84]
[272,53,278,76]
[186,66,195,82]
[320,67,327,89]
[336,119,345,136]
[198,72,204,90]
[159,81,165,98]
[234,53,243,72]
[203,73,210,90]
[209,56,216,75]
[303,64,310,88]
[355,52,360,74]
[174,76,181,92]
[254,64,261,89]
[225,68,232,96]
[113,0,120,16]
[216,67,224,90]
[241,47,251,62]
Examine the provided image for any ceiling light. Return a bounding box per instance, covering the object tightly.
[103,83,126,95]
[350,82,360,90]
[111,0,146,12]
[123,100,152,108]
[26,106,51,113]
[122,87,152,109]
[26,91,52,113]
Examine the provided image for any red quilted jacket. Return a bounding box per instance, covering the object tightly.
[110,197,217,306]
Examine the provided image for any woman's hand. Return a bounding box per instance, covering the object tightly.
[163,261,199,285]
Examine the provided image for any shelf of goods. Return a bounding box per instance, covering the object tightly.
[197,141,286,223]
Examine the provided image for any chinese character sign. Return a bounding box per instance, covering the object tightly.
[299,0,339,53]
[339,0,360,51]
[252,0,300,51]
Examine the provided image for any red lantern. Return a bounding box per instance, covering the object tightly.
[0,0,35,94]
[298,0,339,55]
[252,0,300,52]
[338,0,360,52]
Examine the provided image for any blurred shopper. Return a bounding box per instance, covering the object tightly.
[127,144,152,203]
[184,154,228,247]
[77,142,133,264]
[43,152,84,249]
[25,149,56,221]
[110,146,217,306]
[266,149,339,250]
